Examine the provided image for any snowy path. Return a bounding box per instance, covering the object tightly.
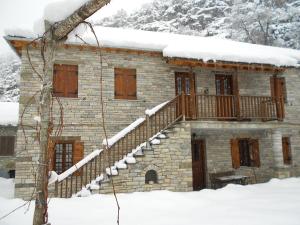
[0,178,300,225]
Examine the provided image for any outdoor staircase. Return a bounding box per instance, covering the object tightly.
[50,95,184,198]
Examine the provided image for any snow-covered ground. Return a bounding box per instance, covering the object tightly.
[0,177,300,225]
[0,102,19,126]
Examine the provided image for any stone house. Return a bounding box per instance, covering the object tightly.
[5,26,300,199]
[0,102,18,178]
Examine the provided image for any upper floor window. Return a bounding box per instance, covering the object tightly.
[53,64,78,98]
[0,136,15,156]
[114,68,137,100]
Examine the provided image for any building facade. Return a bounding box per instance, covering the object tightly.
[6,29,300,199]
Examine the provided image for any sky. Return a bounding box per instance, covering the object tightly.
[0,0,154,55]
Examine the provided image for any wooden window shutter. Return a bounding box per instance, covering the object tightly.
[115,68,125,98]
[232,73,239,96]
[73,141,84,176]
[53,64,78,98]
[66,67,78,97]
[250,139,260,167]
[114,68,137,99]
[282,137,292,165]
[230,139,240,169]
[0,136,15,156]
[126,73,137,99]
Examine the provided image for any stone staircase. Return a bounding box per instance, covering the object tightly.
[51,95,193,198]
[83,123,192,196]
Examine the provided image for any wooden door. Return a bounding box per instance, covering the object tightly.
[192,139,206,190]
[215,74,235,118]
[270,76,285,120]
[175,72,196,118]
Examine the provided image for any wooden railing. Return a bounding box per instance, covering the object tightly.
[53,95,182,198]
[193,94,278,120]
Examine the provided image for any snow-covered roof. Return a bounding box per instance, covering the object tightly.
[0,102,19,126]
[6,26,300,67]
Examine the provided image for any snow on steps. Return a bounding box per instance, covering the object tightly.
[76,131,169,197]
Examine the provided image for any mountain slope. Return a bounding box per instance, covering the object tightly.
[97,0,300,49]
[0,54,20,102]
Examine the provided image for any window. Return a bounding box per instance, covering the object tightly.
[0,136,15,156]
[53,64,78,98]
[231,138,260,169]
[114,68,137,100]
[52,140,84,174]
[282,137,292,165]
[145,170,158,184]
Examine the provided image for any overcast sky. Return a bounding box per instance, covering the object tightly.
[0,0,153,55]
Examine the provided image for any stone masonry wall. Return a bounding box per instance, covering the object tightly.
[99,122,193,194]
[192,129,275,186]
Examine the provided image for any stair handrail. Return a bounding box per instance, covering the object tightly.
[50,94,183,197]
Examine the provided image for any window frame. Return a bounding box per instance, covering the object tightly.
[231,138,260,169]
[53,64,78,98]
[114,68,137,100]
[282,137,292,165]
[53,140,74,174]
[0,136,15,156]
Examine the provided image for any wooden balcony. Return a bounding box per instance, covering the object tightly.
[182,94,284,121]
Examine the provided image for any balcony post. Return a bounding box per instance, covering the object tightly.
[236,94,241,119]
[181,92,186,121]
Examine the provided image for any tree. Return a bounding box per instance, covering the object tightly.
[33,1,111,225]
[229,0,300,48]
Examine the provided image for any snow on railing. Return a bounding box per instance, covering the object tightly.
[145,101,169,116]
[48,149,103,185]
[102,117,146,147]
[102,101,170,148]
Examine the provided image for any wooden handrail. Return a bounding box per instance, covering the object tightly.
[195,94,278,120]
[52,94,183,198]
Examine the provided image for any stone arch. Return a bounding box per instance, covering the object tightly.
[143,165,161,184]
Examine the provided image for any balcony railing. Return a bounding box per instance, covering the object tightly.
[183,94,283,121]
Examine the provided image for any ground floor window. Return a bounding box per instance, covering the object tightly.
[54,141,74,174]
[231,138,260,169]
[0,136,15,156]
[282,137,292,165]
[52,139,84,175]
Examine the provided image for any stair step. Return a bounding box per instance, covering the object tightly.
[133,149,144,157]
[156,133,168,139]
[151,139,161,145]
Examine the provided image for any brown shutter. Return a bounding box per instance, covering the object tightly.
[126,73,137,99]
[67,70,78,97]
[279,78,287,102]
[73,141,84,176]
[53,64,78,98]
[232,73,239,96]
[250,139,260,167]
[230,139,240,169]
[53,65,65,97]
[115,68,124,99]
[115,68,137,99]
[0,136,14,156]
[282,137,292,165]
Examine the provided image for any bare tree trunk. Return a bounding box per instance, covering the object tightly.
[32,1,112,224]
[33,22,56,225]
[53,0,111,40]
